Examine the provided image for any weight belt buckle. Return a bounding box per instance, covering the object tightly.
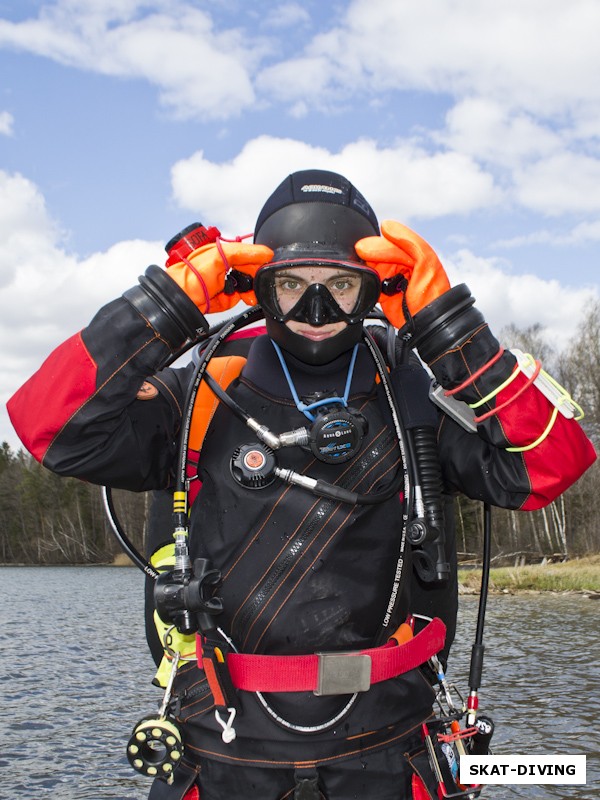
[314,652,372,696]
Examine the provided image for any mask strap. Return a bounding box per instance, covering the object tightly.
[270,340,359,422]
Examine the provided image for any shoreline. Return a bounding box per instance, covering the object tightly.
[3,556,600,595]
[458,584,600,598]
[458,555,600,595]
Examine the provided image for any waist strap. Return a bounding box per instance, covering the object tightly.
[222,618,445,696]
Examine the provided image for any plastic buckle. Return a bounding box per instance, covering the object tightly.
[314,652,371,696]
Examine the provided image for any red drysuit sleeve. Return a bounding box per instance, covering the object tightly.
[432,324,596,511]
[494,371,596,510]
[7,296,184,490]
[8,332,97,463]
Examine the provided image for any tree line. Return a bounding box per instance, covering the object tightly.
[2,304,599,567]
[452,302,600,563]
[0,443,148,565]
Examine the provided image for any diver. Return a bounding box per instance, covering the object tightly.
[7,169,596,800]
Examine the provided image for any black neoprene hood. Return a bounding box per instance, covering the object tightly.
[253,169,381,365]
[254,169,379,253]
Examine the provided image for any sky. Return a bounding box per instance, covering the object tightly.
[1,0,599,450]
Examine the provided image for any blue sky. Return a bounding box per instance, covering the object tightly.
[1,0,599,448]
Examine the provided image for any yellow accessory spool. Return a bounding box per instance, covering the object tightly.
[126,716,183,780]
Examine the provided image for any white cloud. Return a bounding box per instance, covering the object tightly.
[439,98,561,169]
[514,153,600,215]
[494,220,600,249]
[0,171,62,289]
[0,2,267,120]
[258,54,333,103]
[5,0,599,125]
[252,2,600,222]
[262,3,311,29]
[444,250,597,350]
[340,139,501,222]
[170,137,327,236]
[170,135,501,234]
[567,220,600,244]
[3,0,600,223]
[0,111,14,136]
[258,0,600,118]
[0,169,163,447]
[437,99,600,216]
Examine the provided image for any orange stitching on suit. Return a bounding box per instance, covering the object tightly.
[152,374,183,417]
[250,432,402,651]
[44,335,160,464]
[234,424,392,645]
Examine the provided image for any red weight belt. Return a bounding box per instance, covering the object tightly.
[217,617,445,695]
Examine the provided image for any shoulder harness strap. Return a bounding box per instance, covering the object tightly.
[187,355,247,505]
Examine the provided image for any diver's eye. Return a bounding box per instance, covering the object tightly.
[279,278,302,292]
[329,277,356,293]
[326,275,362,310]
[274,275,307,295]
[273,275,310,314]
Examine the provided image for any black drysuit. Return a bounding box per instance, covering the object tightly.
[8,286,596,800]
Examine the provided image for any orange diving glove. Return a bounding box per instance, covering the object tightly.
[167,240,274,314]
[355,220,451,329]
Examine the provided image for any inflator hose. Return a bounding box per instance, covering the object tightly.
[370,322,450,584]
[410,426,450,582]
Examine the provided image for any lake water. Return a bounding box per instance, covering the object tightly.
[0,567,597,799]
